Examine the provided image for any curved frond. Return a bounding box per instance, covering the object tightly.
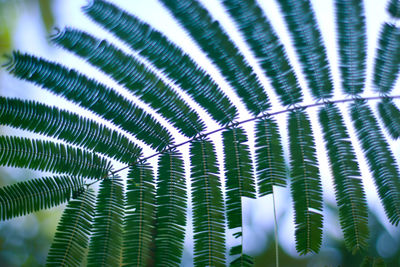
[51,28,205,138]
[289,110,323,254]
[46,188,95,267]
[222,0,302,106]
[319,104,369,253]
[155,151,187,266]
[160,0,270,115]
[350,100,400,225]
[277,0,333,99]
[255,118,287,196]
[123,163,156,267]
[387,0,400,18]
[190,138,226,266]
[0,136,111,179]
[87,176,124,266]
[372,23,400,94]
[378,98,400,139]
[0,175,84,220]
[335,0,367,95]
[83,0,238,125]
[223,126,255,230]
[5,52,172,151]
[0,97,141,163]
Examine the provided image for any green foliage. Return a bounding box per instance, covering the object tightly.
[87,176,124,266]
[288,110,323,254]
[46,188,95,267]
[123,163,156,266]
[0,0,400,266]
[0,175,84,220]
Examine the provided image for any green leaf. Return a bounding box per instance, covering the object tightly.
[5,52,172,151]
[255,118,287,196]
[335,0,367,95]
[0,97,142,163]
[0,175,84,220]
[387,0,400,18]
[52,28,205,138]
[277,0,333,99]
[123,162,156,267]
[190,138,226,266]
[223,126,255,231]
[350,100,400,225]
[229,245,254,267]
[46,188,95,267]
[319,104,369,252]
[155,151,187,266]
[0,136,111,179]
[378,98,400,139]
[83,0,238,125]
[221,0,302,106]
[160,0,270,115]
[372,23,400,94]
[288,110,323,254]
[87,176,124,266]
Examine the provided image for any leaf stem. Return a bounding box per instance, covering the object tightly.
[92,94,400,181]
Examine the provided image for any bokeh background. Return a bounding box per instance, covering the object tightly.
[0,0,399,266]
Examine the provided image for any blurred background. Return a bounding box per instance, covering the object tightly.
[0,0,399,266]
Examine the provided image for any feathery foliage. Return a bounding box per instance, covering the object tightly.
[190,138,226,266]
[5,52,172,151]
[0,97,142,163]
[46,188,95,267]
[255,117,287,196]
[289,110,323,254]
[350,100,400,226]
[123,163,156,266]
[0,175,84,220]
[0,0,400,265]
[335,0,367,95]
[378,98,400,139]
[83,0,238,126]
[319,104,369,253]
[87,176,124,266]
[155,151,187,266]
[0,136,111,178]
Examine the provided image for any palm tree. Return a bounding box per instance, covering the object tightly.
[0,0,399,266]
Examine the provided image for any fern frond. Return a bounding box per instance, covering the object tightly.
[255,118,287,196]
[319,104,369,253]
[278,0,333,99]
[160,0,270,115]
[123,163,156,267]
[0,176,84,220]
[372,23,400,94]
[0,136,111,178]
[155,151,187,266]
[87,176,124,266]
[388,0,400,18]
[350,100,400,225]
[5,52,172,151]
[221,0,302,106]
[289,110,323,254]
[190,138,226,266]
[46,188,95,267]
[51,28,205,138]
[230,245,254,267]
[83,0,238,125]
[223,126,255,230]
[0,97,141,163]
[378,98,400,139]
[335,0,367,95]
